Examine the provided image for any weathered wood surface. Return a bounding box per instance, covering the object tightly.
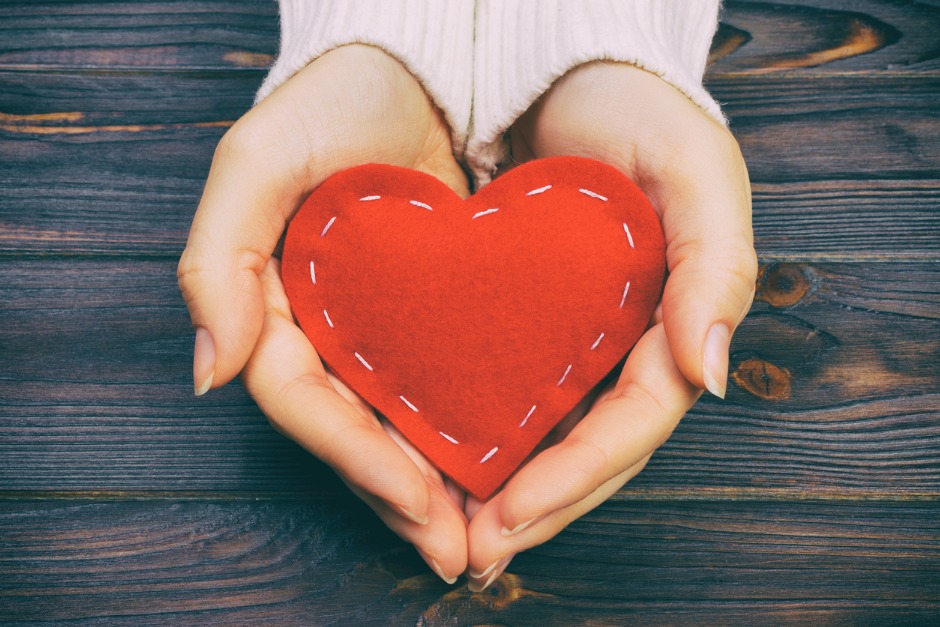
[1,0,939,624]
[2,1,938,73]
[2,499,938,623]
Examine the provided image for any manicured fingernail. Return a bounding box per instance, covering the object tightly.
[468,558,500,580]
[397,505,429,525]
[430,559,458,585]
[468,554,514,593]
[501,516,538,537]
[703,323,730,399]
[193,326,215,397]
[417,550,457,585]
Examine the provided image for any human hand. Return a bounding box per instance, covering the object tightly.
[465,62,757,590]
[177,44,470,582]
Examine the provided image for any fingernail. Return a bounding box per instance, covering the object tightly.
[417,550,457,585]
[468,554,514,593]
[396,505,429,526]
[430,559,458,585]
[467,558,500,580]
[703,323,730,399]
[500,516,538,537]
[193,326,215,397]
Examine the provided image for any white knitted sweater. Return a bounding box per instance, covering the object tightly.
[255,0,724,188]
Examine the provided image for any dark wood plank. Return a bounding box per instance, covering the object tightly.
[1,72,937,258]
[1,499,938,622]
[711,0,940,73]
[0,70,251,256]
[748,180,940,260]
[1,259,937,495]
[715,75,940,184]
[0,0,277,70]
[1,1,938,74]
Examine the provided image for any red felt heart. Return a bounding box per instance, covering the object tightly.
[281,156,665,499]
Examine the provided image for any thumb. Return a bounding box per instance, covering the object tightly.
[657,135,758,398]
[177,118,300,395]
[177,232,268,396]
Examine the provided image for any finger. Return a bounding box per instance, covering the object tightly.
[381,418,457,500]
[652,126,757,398]
[466,455,650,592]
[347,480,468,584]
[242,259,431,524]
[495,324,700,540]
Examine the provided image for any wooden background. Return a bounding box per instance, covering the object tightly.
[1,1,938,623]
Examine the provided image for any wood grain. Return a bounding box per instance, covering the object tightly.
[1,259,936,495]
[1,72,938,257]
[0,1,278,70]
[711,0,940,73]
[1,499,937,622]
[1,1,938,74]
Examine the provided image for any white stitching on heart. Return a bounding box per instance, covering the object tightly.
[579,188,608,201]
[360,195,381,202]
[520,404,537,428]
[619,281,631,308]
[321,216,336,237]
[354,351,374,371]
[590,332,605,350]
[480,446,499,463]
[623,222,635,249]
[439,431,459,444]
[309,260,316,285]
[526,184,552,196]
[323,309,334,328]
[472,207,500,219]
[557,364,573,386]
[399,395,419,412]
[410,200,433,211]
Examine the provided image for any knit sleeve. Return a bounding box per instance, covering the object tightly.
[255,0,474,154]
[467,0,725,186]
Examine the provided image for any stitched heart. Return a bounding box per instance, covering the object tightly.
[281,156,665,499]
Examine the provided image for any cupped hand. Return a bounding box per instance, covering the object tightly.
[177,44,470,581]
[465,62,757,590]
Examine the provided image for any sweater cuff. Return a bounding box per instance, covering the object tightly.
[256,0,474,154]
[468,0,725,186]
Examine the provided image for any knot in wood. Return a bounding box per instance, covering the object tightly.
[477,572,526,609]
[731,357,792,401]
[757,263,812,308]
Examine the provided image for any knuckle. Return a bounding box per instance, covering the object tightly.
[176,246,208,301]
[609,384,669,426]
[215,115,269,161]
[726,246,760,300]
[562,436,613,487]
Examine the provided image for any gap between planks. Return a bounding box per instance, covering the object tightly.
[1,251,937,263]
[0,488,937,503]
[0,64,938,79]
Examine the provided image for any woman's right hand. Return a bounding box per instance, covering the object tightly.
[177,44,470,582]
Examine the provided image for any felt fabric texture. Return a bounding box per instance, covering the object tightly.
[281,156,666,499]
